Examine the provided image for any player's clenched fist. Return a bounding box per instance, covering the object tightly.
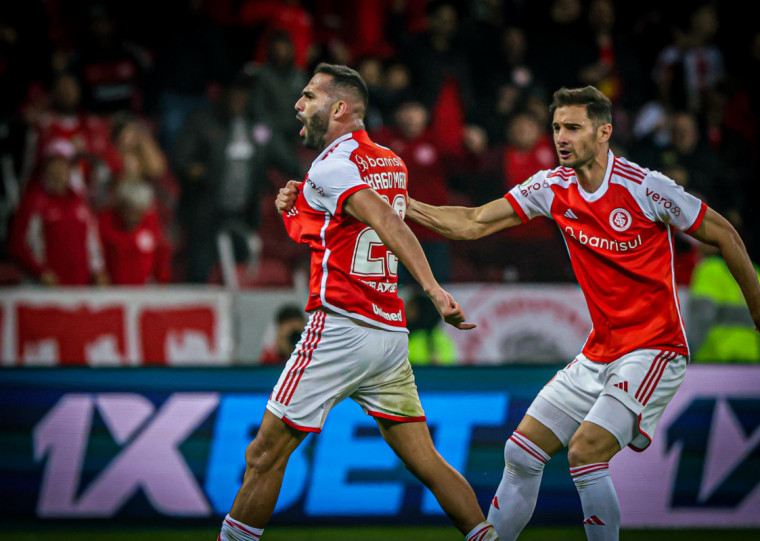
[275,180,302,214]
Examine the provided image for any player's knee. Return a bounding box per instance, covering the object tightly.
[567,434,604,467]
[504,435,545,474]
[244,437,283,475]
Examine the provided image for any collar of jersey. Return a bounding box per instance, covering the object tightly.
[575,149,614,203]
[312,130,370,166]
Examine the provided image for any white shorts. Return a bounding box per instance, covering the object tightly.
[531,349,687,451]
[267,310,425,432]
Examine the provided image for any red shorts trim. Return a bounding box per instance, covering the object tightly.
[627,413,652,452]
[367,410,426,423]
[282,416,322,433]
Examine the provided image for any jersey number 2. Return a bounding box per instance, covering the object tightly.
[350,194,406,277]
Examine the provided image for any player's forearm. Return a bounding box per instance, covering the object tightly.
[718,229,760,322]
[407,199,482,240]
[372,212,439,293]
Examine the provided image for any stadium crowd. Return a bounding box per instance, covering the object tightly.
[0,0,758,289]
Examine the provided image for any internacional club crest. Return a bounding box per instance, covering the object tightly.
[609,208,632,232]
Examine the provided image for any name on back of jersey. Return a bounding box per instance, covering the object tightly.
[353,154,407,191]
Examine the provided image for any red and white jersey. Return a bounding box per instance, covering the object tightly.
[283,130,409,332]
[505,151,707,363]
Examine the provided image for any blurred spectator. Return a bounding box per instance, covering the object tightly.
[241,0,315,70]
[578,0,645,112]
[110,112,178,229]
[98,180,171,285]
[532,0,593,93]
[389,0,479,152]
[478,26,547,144]
[651,2,725,112]
[372,100,453,283]
[154,0,232,149]
[501,112,557,190]
[405,287,457,365]
[29,72,122,203]
[259,304,306,365]
[356,56,387,132]
[378,58,415,124]
[9,139,107,286]
[68,3,152,115]
[688,236,760,363]
[459,111,571,283]
[172,70,298,283]
[656,111,741,220]
[248,31,308,148]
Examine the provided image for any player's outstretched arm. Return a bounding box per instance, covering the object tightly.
[690,207,760,331]
[407,197,522,240]
[344,188,476,330]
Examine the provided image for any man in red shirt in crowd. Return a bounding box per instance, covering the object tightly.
[373,100,452,282]
[33,72,122,196]
[98,180,172,285]
[10,139,108,286]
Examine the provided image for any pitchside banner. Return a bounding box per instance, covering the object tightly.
[0,288,233,366]
[0,366,758,527]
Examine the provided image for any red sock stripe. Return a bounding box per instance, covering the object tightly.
[276,311,324,404]
[570,462,609,478]
[584,514,606,525]
[510,434,548,464]
[283,311,326,405]
[468,524,494,541]
[513,431,549,463]
[224,518,261,539]
[635,351,675,405]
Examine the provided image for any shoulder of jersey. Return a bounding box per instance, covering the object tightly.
[609,155,651,187]
[542,166,575,186]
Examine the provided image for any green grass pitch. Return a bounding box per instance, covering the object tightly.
[1,527,759,541]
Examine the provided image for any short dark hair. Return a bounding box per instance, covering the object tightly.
[550,86,612,127]
[314,62,369,111]
[276,304,305,324]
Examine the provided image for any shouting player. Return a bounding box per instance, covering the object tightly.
[405,86,760,540]
[217,63,498,541]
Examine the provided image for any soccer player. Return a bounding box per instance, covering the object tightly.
[404,86,760,540]
[217,63,498,541]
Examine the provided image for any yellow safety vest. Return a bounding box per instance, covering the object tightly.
[688,256,760,363]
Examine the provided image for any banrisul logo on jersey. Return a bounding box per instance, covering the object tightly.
[609,208,632,232]
[563,225,642,252]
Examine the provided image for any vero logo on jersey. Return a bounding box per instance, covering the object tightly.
[609,208,632,232]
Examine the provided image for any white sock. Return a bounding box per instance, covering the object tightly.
[570,463,620,541]
[487,431,549,541]
[465,520,499,540]
[219,514,264,541]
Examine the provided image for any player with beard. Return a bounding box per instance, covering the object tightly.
[404,86,760,541]
[217,63,499,541]
[278,85,760,541]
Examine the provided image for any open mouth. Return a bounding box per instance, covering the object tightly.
[558,149,572,160]
[296,115,305,137]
